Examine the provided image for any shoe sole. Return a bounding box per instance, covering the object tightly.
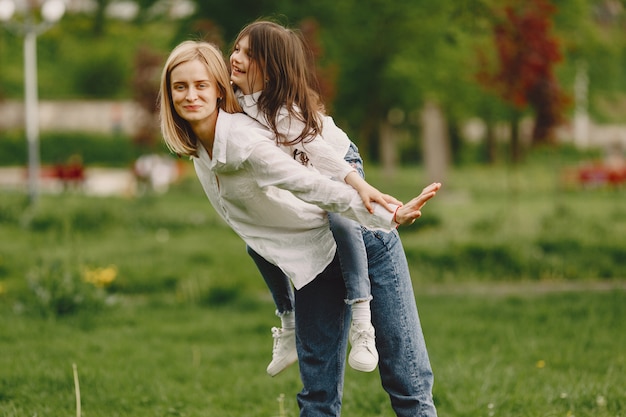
[348,355,377,373]
[266,351,298,377]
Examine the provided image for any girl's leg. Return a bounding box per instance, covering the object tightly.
[327,212,378,373]
[246,245,294,314]
[246,245,298,376]
[337,141,371,304]
[335,141,378,372]
[327,213,371,303]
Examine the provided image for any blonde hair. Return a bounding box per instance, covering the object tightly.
[159,40,242,157]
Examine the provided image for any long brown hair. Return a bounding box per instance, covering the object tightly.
[159,41,242,157]
[232,20,324,146]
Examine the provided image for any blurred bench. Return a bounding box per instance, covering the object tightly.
[38,162,85,190]
[577,163,626,188]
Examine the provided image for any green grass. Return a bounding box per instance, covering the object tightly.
[0,286,623,416]
[0,159,625,416]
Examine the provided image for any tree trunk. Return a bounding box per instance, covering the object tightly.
[379,121,397,178]
[510,112,522,164]
[486,121,497,164]
[421,101,449,184]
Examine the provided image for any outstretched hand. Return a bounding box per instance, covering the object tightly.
[393,182,442,226]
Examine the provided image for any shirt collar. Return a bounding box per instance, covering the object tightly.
[236,89,262,108]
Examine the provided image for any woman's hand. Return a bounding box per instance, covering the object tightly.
[393,182,442,226]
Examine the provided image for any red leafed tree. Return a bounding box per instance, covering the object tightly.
[478,0,570,149]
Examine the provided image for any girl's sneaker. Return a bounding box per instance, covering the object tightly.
[348,322,378,372]
[266,327,298,376]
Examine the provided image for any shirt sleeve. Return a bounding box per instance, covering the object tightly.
[242,97,354,181]
[298,139,355,180]
[246,137,396,231]
[274,109,355,180]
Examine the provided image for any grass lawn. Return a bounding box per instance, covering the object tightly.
[0,159,625,416]
[0,285,623,416]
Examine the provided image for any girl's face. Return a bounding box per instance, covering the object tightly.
[170,59,221,130]
[230,36,264,95]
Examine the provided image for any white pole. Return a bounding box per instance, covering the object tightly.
[24,28,40,205]
[573,60,589,149]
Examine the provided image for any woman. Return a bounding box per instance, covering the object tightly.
[159,40,439,417]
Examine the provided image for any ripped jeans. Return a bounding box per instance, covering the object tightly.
[295,228,438,417]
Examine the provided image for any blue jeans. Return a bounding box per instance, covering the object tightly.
[247,245,294,315]
[329,142,371,303]
[295,228,437,417]
[328,213,371,303]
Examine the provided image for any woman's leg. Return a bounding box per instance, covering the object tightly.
[295,255,349,417]
[363,229,438,417]
[294,232,438,417]
[246,245,297,376]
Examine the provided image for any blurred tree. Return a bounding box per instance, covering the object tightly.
[132,45,163,148]
[556,0,626,123]
[477,0,571,161]
[174,0,288,49]
[73,48,127,98]
[92,0,109,36]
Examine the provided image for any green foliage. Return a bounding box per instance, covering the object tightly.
[0,130,149,166]
[24,258,112,317]
[0,15,175,100]
[72,48,128,98]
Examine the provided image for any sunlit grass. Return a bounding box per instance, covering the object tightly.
[0,159,624,416]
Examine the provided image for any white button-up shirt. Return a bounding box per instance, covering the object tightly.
[193,111,397,289]
[236,90,353,179]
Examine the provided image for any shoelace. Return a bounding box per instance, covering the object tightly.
[271,327,283,354]
[352,328,376,350]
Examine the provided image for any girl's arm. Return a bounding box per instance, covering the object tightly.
[244,134,440,229]
[344,171,402,214]
[240,95,401,213]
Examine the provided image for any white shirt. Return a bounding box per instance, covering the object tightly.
[193,111,397,289]
[236,90,354,179]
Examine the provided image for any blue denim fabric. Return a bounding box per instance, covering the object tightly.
[327,212,371,303]
[330,141,371,303]
[246,245,294,314]
[344,142,365,179]
[295,228,437,417]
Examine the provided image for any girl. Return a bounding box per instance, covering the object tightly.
[229,20,395,374]
[159,40,439,416]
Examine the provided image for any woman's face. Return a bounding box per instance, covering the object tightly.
[230,35,264,95]
[170,59,221,129]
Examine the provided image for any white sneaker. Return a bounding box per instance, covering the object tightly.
[266,327,298,377]
[348,322,379,372]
